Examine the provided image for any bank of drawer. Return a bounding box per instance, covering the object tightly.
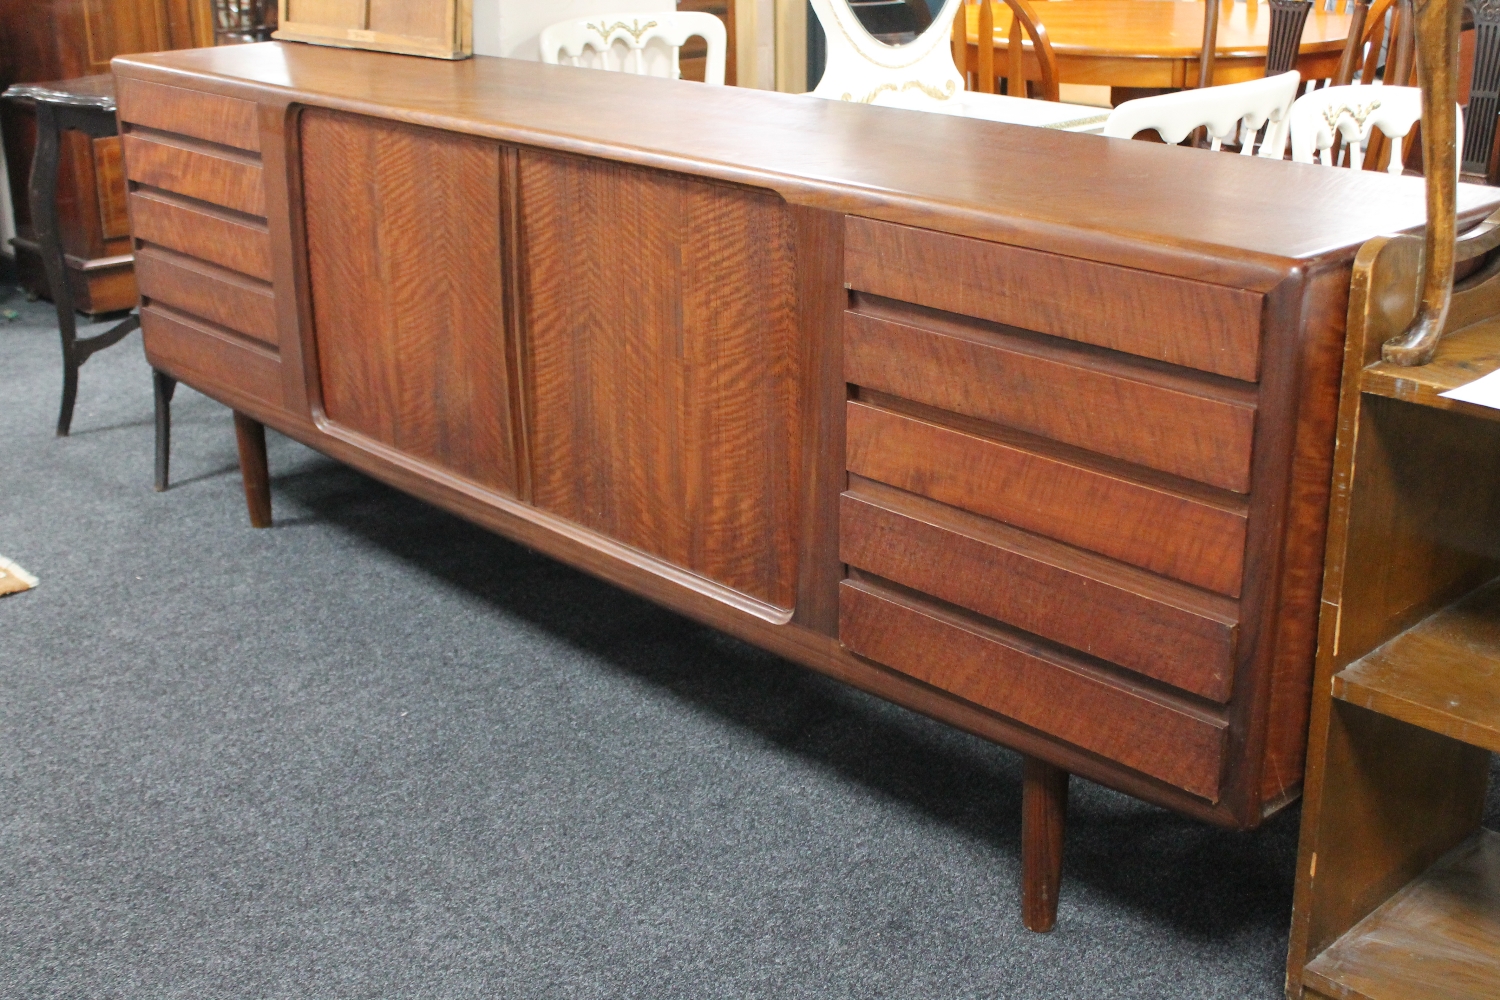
[141,304,282,406]
[123,132,266,217]
[840,483,1239,701]
[129,189,272,282]
[840,579,1227,800]
[846,401,1247,597]
[844,217,1263,382]
[136,246,277,349]
[844,310,1257,493]
[117,78,261,153]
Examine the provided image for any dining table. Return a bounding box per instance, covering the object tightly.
[967,0,1355,92]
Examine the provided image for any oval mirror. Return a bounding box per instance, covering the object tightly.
[808,0,965,107]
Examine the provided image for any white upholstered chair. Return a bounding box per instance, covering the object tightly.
[539,11,728,85]
[1102,71,1302,156]
[1288,84,1462,174]
[808,0,967,110]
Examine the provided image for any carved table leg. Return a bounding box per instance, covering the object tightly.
[1021,755,1070,933]
[233,411,272,528]
[153,370,177,492]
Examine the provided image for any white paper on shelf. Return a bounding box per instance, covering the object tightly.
[1439,367,1500,409]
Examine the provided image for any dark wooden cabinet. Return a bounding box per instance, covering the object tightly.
[0,0,212,313]
[111,42,1500,927]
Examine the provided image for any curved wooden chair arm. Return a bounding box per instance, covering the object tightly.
[1381,0,1463,366]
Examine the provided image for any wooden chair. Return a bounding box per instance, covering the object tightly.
[2,76,176,491]
[1103,71,1301,154]
[538,11,728,85]
[949,0,1059,101]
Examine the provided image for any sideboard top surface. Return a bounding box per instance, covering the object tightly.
[113,42,1500,281]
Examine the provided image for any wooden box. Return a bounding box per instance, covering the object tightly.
[274,0,472,60]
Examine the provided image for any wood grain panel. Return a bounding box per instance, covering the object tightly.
[521,150,800,610]
[141,303,282,406]
[92,137,130,240]
[840,579,1228,799]
[844,308,1258,493]
[846,401,1248,596]
[128,189,272,281]
[840,481,1240,701]
[116,77,261,152]
[845,217,1265,381]
[123,132,267,217]
[300,109,516,496]
[135,245,278,348]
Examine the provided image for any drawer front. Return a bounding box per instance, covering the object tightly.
[846,401,1248,596]
[122,132,267,217]
[844,310,1257,494]
[129,190,273,282]
[840,484,1239,701]
[840,579,1228,800]
[135,246,277,348]
[117,78,261,152]
[142,304,282,406]
[845,217,1263,381]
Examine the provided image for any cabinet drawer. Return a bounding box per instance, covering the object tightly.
[129,189,272,282]
[123,132,267,217]
[117,78,261,153]
[135,246,277,348]
[142,304,282,406]
[846,401,1248,596]
[840,483,1239,701]
[845,217,1263,381]
[840,579,1228,800]
[844,309,1257,493]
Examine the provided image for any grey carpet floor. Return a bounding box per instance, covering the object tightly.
[2,293,1495,1000]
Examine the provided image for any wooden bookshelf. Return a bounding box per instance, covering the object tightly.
[1286,224,1500,1000]
[1332,578,1500,754]
[1302,831,1500,1000]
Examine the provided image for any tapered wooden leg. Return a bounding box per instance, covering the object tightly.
[1021,755,1069,933]
[233,411,272,528]
[153,370,177,492]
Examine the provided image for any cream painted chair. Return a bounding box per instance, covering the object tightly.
[538,11,727,85]
[808,0,967,109]
[1102,71,1302,156]
[1288,83,1462,174]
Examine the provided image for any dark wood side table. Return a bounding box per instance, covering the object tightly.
[3,76,175,490]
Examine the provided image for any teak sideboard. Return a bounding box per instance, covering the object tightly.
[109,42,1500,930]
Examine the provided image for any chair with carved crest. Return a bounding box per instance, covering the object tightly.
[1103,71,1302,155]
[1288,83,1464,173]
[538,12,727,85]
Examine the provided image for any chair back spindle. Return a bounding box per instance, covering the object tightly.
[1265,0,1314,77]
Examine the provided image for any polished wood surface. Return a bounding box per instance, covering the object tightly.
[843,303,1258,492]
[840,479,1240,701]
[1021,756,1069,933]
[968,0,1353,88]
[520,149,800,611]
[1286,215,1500,998]
[110,42,1500,930]
[301,109,518,496]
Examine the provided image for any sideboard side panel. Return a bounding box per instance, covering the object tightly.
[300,108,517,496]
[519,150,801,611]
